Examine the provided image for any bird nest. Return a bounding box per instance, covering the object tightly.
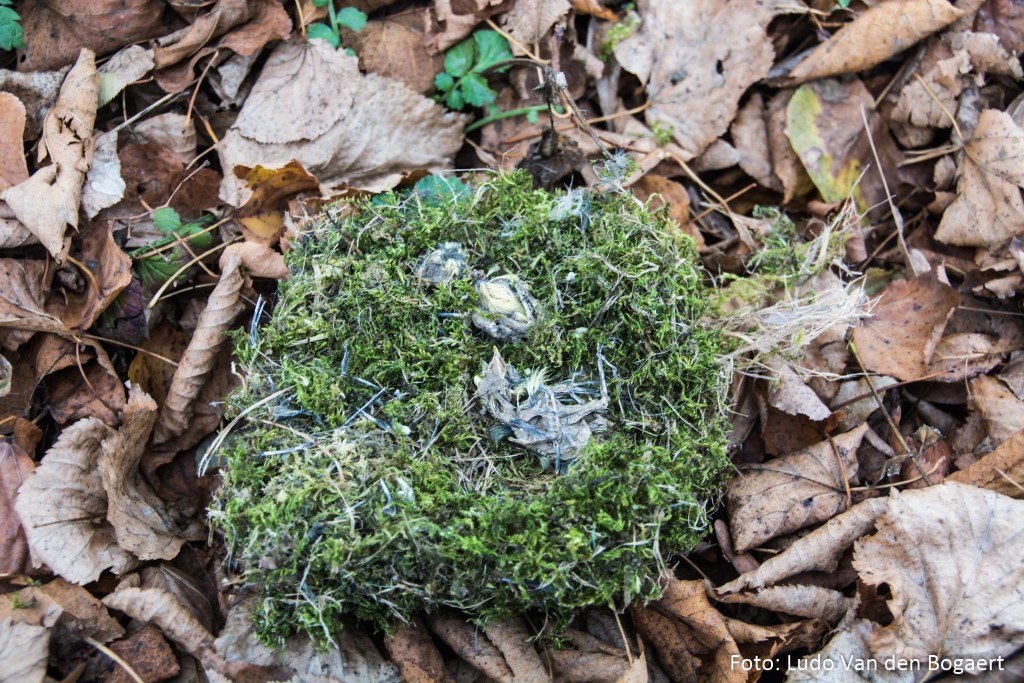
[211,170,730,645]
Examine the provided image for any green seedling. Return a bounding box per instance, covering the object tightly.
[435,30,513,110]
[131,207,214,291]
[0,0,24,51]
[307,0,367,51]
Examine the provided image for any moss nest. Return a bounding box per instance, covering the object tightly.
[212,171,730,644]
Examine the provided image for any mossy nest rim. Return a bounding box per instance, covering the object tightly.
[211,171,730,644]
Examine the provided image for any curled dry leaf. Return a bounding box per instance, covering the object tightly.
[103,585,216,667]
[948,429,1024,498]
[547,628,631,683]
[14,416,138,584]
[153,0,252,70]
[613,0,781,160]
[788,0,964,83]
[154,254,246,445]
[715,584,855,625]
[383,617,452,683]
[0,93,28,192]
[936,109,1024,248]
[2,50,98,260]
[82,130,126,218]
[219,39,468,201]
[344,10,446,95]
[426,609,514,683]
[630,606,704,682]
[97,45,155,106]
[763,357,832,422]
[0,578,124,642]
[850,269,960,382]
[220,242,288,280]
[853,484,1024,667]
[969,374,1024,445]
[718,497,888,594]
[725,424,867,553]
[100,386,206,560]
[730,92,779,192]
[500,0,571,51]
[0,440,34,576]
[0,618,48,683]
[482,618,546,683]
[61,219,133,332]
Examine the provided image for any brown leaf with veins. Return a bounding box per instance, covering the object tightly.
[220,242,288,280]
[547,628,631,683]
[0,93,28,192]
[384,617,452,683]
[426,609,514,683]
[969,374,1024,445]
[0,578,125,642]
[14,415,138,584]
[653,579,745,683]
[788,0,963,83]
[62,220,133,332]
[18,0,167,72]
[100,386,205,560]
[344,10,446,95]
[715,585,855,625]
[153,0,251,70]
[2,50,98,260]
[613,0,781,160]
[219,39,467,199]
[948,429,1024,498]
[41,337,126,426]
[853,483,1024,665]
[631,606,704,682]
[103,584,217,667]
[500,0,571,52]
[154,255,245,445]
[0,259,61,351]
[730,92,780,192]
[483,618,546,682]
[0,440,34,576]
[850,269,959,382]
[936,109,1024,247]
[726,424,867,553]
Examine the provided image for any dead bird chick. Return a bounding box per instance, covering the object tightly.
[472,273,539,341]
[415,242,467,284]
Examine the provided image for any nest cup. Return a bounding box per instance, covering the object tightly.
[212,171,730,644]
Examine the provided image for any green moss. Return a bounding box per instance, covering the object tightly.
[211,171,729,647]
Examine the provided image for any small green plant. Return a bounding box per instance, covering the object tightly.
[0,0,24,51]
[599,10,640,62]
[307,0,367,51]
[651,120,674,146]
[131,207,214,291]
[434,30,513,110]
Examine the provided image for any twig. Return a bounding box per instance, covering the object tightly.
[860,104,915,275]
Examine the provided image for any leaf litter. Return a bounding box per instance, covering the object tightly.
[1,0,1024,681]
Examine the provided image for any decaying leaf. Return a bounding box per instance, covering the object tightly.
[547,628,632,683]
[0,618,49,683]
[344,10,446,95]
[154,255,246,445]
[788,0,964,83]
[97,45,155,106]
[383,617,450,683]
[854,484,1024,666]
[936,109,1024,247]
[715,584,855,625]
[426,610,514,683]
[613,0,781,160]
[81,130,126,218]
[483,618,546,682]
[0,93,28,193]
[725,424,867,553]
[948,429,1024,498]
[0,440,34,576]
[763,356,832,422]
[14,415,138,584]
[218,39,468,200]
[0,578,124,643]
[969,374,1024,445]
[103,583,217,667]
[850,269,960,382]
[106,624,180,683]
[500,0,571,50]
[220,242,288,280]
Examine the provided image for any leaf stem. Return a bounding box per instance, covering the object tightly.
[465,105,564,133]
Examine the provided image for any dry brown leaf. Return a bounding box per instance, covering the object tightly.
[926,332,1014,382]
[106,624,180,683]
[630,607,704,682]
[764,357,832,422]
[716,585,855,625]
[100,386,205,560]
[725,424,867,553]
[853,483,1024,666]
[786,619,893,683]
[384,617,452,683]
[500,0,571,50]
[61,219,133,332]
[345,10,446,95]
[0,440,34,576]
[718,497,888,594]
[831,376,899,432]
[613,0,780,160]
[42,337,126,426]
[2,50,98,260]
[730,92,779,192]
[0,67,68,141]
[969,374,1024,445]
[0,93,28,193]
[0,618,49,683]
[129,114,197,165]
[154,255,245,445]
[850,270,959,382]
[629,174,703,249]
[153,0,251,70]
[14,416,138,584]
[766,89,814,203]
[936,109,1024,247]
[426,609,513,683]
[220,242,288,280]
[654,579,745,683]
[0,578,124,642]
[948,429,1024,497]
[547,628,631,683]
[103,584,216,666]
[614,649,647,683]
[18,0,166,72]
[482,618,546,682]
[976,0,1024,53]
[82,130,126,218]
[97,45,155,106]
[233,161,321,242]
[427,0,508,53]
[219,39,467,200]
[788,0,964,83]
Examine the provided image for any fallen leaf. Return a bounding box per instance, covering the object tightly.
[0,578,125,642]
[0,259,61,344]
[547,628,631,683]
[483,618,546,682]
[153,0,251,71]
[786,619,898,683]
[764,357,832,422]
[0,93,28,192]
[14,415,138,584]
[786,78,901,214]
[831,376,899,432]
[726,424,867,553]
[850,269,960,382]
[97,45,155,106]
[629,174,703,248]
[715,585,855,625]
[220,242,288,280]
[105,624,180,683]
[233,161,321,242]
[500,0,571,51]
[154,254,246,444]
[948,429,1024,497]
[344,10,446,95]
[42,337,126,426]
[718,497,888,594]
[18,0,166,72]
[630,606,704,682]
[0,67,68,141]
[788,0,964,83]
[730,92,780,192]
[0,440,34,576]
[976,0,1024,53]
[219,39,468,200]
[936,109,1024,247]
[613,0,781,160]
[0,618,48,683]
[2,50,98,260]
[61,219,133,331]
[853,483,1024,666]
[103,584,216,667]
[384,617,452,683]
[767,89,814,203]
[427,0,508,54]
[970,374,1024,445]
[426,609,514,683]
[128,114,196,165]
[82,130,126,218]
[100,386,206,560]
[654,579,745,683]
